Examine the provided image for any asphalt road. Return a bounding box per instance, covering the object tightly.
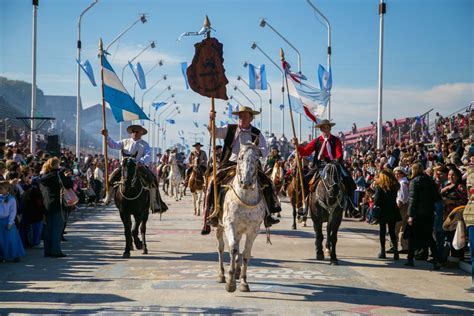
[1,190,473,315]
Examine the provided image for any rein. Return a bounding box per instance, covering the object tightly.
[226,183,263,208]
[115,175,148,201]
[317,164,344,212]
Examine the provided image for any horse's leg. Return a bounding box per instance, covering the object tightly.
[197,190,202,216]
[292,203,297,230]
[132,214,143,250]
[329,212,343,265]
[311,209,324,260]
[192,191,197,215]
[240,231,258,292]
[141,212,148,254]
[216,226,225,283]
[224,226,239,293]
[120,211,132,258]
[325,221,332,257]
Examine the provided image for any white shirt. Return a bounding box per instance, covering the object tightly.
[215,125,268,162]
[0,195,17,225]
[397,177,409,205]
[94,167,104,183]
[107,137,151,166]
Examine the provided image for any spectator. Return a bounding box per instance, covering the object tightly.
[406,163,441,270]
[0,180,25,262]
[374,169,401,260]
[393,167,409,254]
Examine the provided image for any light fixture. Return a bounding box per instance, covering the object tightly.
[259,18,266,28]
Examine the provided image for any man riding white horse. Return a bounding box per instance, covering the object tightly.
[292,119,355,214]
[185,142,208,187]
[201,106,281,235]
[102,124,167,213]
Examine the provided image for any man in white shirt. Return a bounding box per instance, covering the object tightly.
[393,166,409,253]
[101,124,167,213]
[202,106,280,235]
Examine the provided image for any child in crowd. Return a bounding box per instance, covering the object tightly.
[0,180,25,262]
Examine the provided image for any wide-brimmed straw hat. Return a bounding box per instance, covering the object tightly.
[315,119,335,128]
[232,105,260,116]
[126,124,148,135]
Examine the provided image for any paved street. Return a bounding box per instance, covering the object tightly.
[1,192,473,315]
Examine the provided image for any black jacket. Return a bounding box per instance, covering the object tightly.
[39,169,73,212]
[407,174,438,220]
[374,186,402,223]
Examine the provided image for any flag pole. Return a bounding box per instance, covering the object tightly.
[205,16,220,220]
[99,38,110,196]
[281,48,306,211]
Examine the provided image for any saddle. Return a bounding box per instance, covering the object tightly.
[309,173,321,193]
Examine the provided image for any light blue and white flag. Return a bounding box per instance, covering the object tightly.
[192,103,200,113]
[220,120,226,127]
[249,64,267,90]
[317,64,332,91]
[152,102,167,111]
[101,54,148,122]
[287,78,330,122]
[180,62,190,89]
[166,119,175,124]
[227,103,233,118]
[76,59,97,87]
[129,61,146,89]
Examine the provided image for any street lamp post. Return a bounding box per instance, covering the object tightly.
[76,0,98,158]
[251,42,285,136]
[306,0,332,120]
[233,86,255,109]
[260,18,304,139]
[30,0,39,154]
[120,40,156,83]
[151,92,173,157]
[237,75,264,132]
[133,59,163,100]
[105,14,147,53]
[157,103,178,151]
[161,107,180,150]
[376,0,386,149]
[229,95,244,107]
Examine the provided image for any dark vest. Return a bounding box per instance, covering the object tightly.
[313,135,338,165]
[221,124,261,163]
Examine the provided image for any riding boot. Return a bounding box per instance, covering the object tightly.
[201,182,214,235]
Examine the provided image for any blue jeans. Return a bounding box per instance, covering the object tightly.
[44,211,64,256]
[469,226,474,290]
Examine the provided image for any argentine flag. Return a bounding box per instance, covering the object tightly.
[101,54,149,122]
[287,78,329,123]
[317,64,332,91]
[249,64,267,90]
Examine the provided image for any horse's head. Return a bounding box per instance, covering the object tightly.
[319,162,343,200]
[236,142,259,190]
[121,150,138,188]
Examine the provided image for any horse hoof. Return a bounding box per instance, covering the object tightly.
[225,282,236,293]
[240,284,250,292]
[122,252,130,258]
[142,249,148,255]
[135,241,143,250]
[291,224,296,230]
[330,260,339,266]
[316,253,325,261]
[217,275,226,283]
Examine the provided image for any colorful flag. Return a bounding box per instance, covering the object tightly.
[152,102,167,110]
[101,54,148,122]
[317,64,332,91]
[180,62,190,89]
[166,119,175,124]
[248,64,267,90]
[192,103,200,113]
[76,59,97,87]
[283,59,329,123]
[129,61,146,89]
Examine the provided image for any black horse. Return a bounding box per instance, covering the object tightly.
[309,162,345,265]
[114,152,150,258]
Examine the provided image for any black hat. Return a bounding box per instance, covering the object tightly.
[271,145,279,151]
[215,145,222,150]
[192,142,203,147]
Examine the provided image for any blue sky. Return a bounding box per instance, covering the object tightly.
[1,0,472,147]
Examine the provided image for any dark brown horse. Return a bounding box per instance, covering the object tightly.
[114,152,150,258]
[309,162,345,265]
[286,163,306,230]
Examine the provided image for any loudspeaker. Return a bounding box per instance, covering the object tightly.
[46,135,60,156]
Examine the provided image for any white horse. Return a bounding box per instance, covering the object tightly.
[168,153,183,201]
[216,142,267,293]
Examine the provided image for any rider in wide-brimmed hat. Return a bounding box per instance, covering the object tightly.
[201,105,281,235]
[291,119,355,215]
[185,142,208,187]
[101,124,167,213]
